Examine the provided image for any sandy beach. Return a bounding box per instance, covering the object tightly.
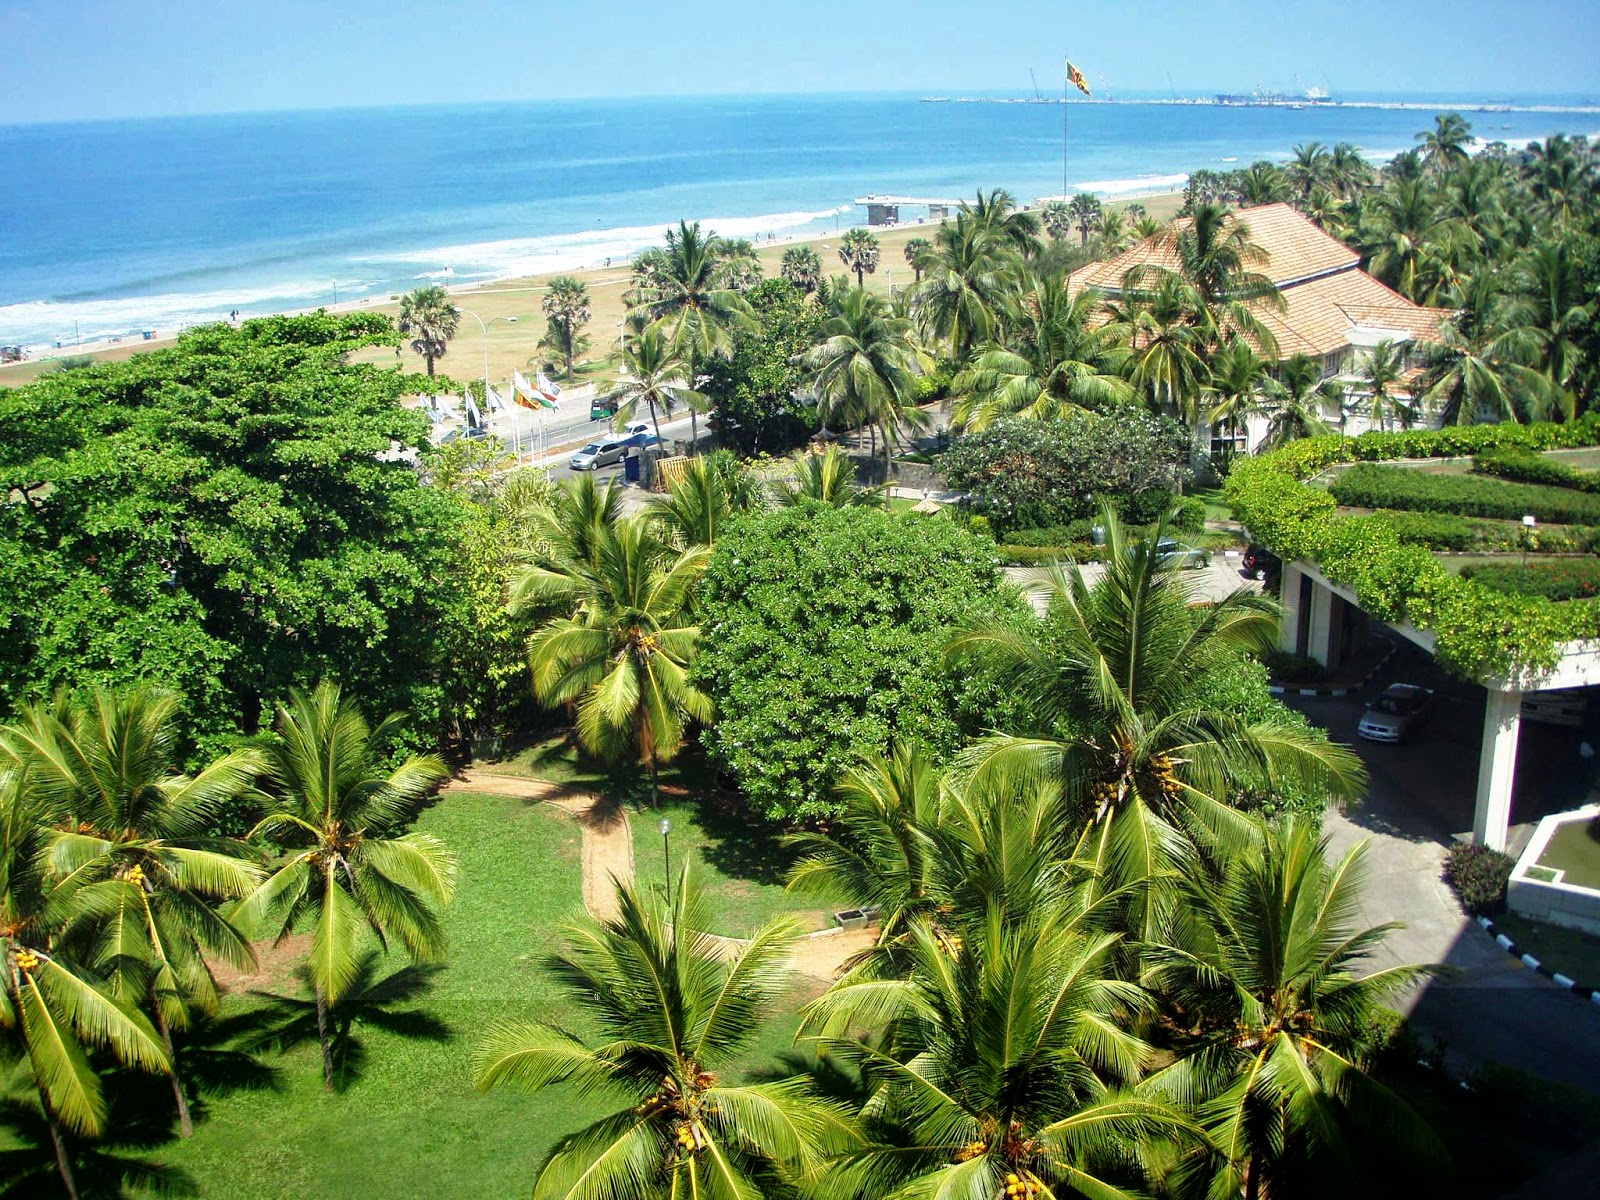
[0,192,1182,391]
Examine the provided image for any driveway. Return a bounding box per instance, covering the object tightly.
[1283,643,1600,1093]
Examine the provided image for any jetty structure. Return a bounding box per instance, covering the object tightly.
[853,194,962,226]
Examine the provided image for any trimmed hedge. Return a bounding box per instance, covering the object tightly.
[995,543,1107,566]
[1474,447,1600,493]
[1328,465,1600,525]
[1461,559,1600,601]
[1225,417,1600,679]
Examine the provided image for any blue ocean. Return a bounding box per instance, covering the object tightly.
[2,91,1595,349]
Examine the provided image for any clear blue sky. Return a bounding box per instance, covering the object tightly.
[3,0,1597,123]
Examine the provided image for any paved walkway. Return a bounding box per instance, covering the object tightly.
[443,769,871,981]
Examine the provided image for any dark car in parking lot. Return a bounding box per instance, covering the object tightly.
[1358,683,1434,743]
[1242,544,1281,583]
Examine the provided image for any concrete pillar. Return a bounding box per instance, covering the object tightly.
[1279,563,1307,654]
[1306,581,1335,666]
[1474,688,1523,851]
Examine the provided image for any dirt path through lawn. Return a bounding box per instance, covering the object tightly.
[445,768,864,980]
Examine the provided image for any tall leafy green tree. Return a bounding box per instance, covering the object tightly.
[1356,339,1418,432]
[540,276,592,381]
[1041,200,1074,242]
[474,869,847,1200]
[1,686,264,1138]
[910,213,1014,360]
[1205,340,1273,469]
[235,683,454,1090]
[1144,818,1444,1200]
[647,453,760,550]
[397,285,461,376]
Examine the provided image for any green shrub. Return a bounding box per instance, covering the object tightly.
[1328,464,1600,525]
[1443,841,1516,915]
[1474,447,1600,493]
[1262,649,1329,684]
[963,513,994,541]
[1001,520,1100,547]
[994,543,1107,566]
[1460,558,1600,601]
[1376,508,1486,550]
[1169,495,1207,533]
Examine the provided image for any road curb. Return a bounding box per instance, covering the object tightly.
[1267,635,1398,698]
[1475,914,1600,1007]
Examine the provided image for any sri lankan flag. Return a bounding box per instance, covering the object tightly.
[1066,59,1091,97]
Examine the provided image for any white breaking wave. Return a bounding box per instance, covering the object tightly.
[1072,172,1191,197]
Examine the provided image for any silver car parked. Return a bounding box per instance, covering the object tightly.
[1358,683,1434,743]
[1156,538,1210,569]
[570,439,628,470]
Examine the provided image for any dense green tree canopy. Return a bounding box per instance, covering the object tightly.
[693,505,1025,820]
[0,313,470,754]
[703,278,823,455]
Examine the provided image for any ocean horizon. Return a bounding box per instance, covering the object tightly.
[3,89,1596,351]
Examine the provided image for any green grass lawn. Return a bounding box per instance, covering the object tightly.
[1493,911,1600,987]
[629,797,832,936]
[1191,487,1235,525]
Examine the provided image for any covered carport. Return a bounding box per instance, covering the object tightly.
[1281,560,1600,851]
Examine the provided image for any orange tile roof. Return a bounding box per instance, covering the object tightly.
[1069,203,1448,360]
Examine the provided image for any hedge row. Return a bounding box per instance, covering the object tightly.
[995,543,1108,567]
[1461,559,1600,601]
[1225,419,1600,680]
[1328,464,1600,525]
[1474,447,1600,494]
[1375,508,1600,554]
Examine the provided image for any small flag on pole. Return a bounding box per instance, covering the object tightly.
[463,391,482,429]
[486,384,506,413]
[1066,59,1092,97]
[512,369,556,411]
[535,372,564,409]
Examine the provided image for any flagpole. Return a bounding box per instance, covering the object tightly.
[1063,63,1068,199]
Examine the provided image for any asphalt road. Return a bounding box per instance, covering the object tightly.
[1283,643,1600,1093]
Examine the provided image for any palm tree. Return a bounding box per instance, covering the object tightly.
[541,276,591,381]
[1506,238,1594,404]
[1327,142,1374,199]
[769,444,885,508]
[1356,339,1418,432]
[911,214,1014,361]
[1359,178,1468,304]
[714,238,763,291]
[1238,162,1290,206]
[837,228,881,288]
[1,686,264,1138]
[234,683,454,1090]
[781,245,823,295]
[1124,202,1148,223]
[1417,112,1474,175]
[1419,279,1558,426]
[647,453,759,549]
[474,869,846,1200]
[1257,354,1339,450]
[630,220,757,450]
[801,900,1191,1199]
[1103,273,1212,427]
[397,285,461,376]
[944,514,1364,923]
[1041,200,1074,242]
[903,237,932,283]
[513,515,711,805]
[1068,192,1104,247]
[1204,340,1273,470]
[1096,209,1132,255]
[1143,818,1444,1200]
[964,188,1043,256]
[802,286,928,472]
[1286,142,1330,203]
[951,274,1132,429]
[0,769,170,1199]
[602,322,703,448]
[785,742,945,943]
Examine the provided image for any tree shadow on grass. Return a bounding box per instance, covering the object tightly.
[240,953,450,1091]
[681,789,799,889]
[0,1092,196,1200]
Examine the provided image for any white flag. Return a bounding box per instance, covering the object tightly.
[536,372,564,408]
[486,384,506,413]
[463,391,482,429]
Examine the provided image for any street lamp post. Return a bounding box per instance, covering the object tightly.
[1522,514,1537,568]
[459,309,520,460]
[659,818,673,890]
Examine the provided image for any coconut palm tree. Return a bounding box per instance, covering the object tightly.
[513,516,711,805]
[911,214,1014,360]
[1417,112,1474,175]
[647,453,760,549]
[903,237,932,283]
[474,869,847,1200]
[964,188,1043,257]
[714,238,763,292]
[541,276,591,381]
[1096,209,1133,255]
[781,245,823,295]
[0,685,265,1138]
[630,220,757,450]
[1359,178,1468,304]
[1356,339,1418,432]
[801,898,1192,1200]
[837,228,881,288]
[1506,238,1595,405]
[397,285,461,376]
[1327,142,1374,199]
[1068,192,1104,247]
[1204,340,1273,470]
[1143,818,1444,1200]
[951,274,1132,430]
[769,444,885,508]
[785,742,946,944]
[944,514,1364,926]
[234,683,454,1090]
[603,322,703,448]
[1041,201,1074,242]
[803,286,928,472]
[1103,273,1213,428]
[1286,142,1330,203]
[1419,279,1558,426]
[0,769,170,1199]
[1238,162,1291,206]
[1257,354,1339,450]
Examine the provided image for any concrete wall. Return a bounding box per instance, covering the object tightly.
[1508,805,1600,936]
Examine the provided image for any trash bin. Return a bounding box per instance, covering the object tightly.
[623,453,641,483]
